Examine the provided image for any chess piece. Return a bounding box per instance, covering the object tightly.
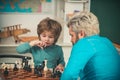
[52,68,62,78]
[23,57,29,71]
[55,70,62,77]
[34,65,42,77]
[4,67,9,76]
[17,60,22,69]
[39,61,45,71]
[22,57,27,67]
[27,65,32,72]
[37,70,42,77]
[43,59,48,71]
[43,59,50,77]
[13,63,18,71]
[34,66,38,74]
[34,61,45,77]
[1,63,6,69]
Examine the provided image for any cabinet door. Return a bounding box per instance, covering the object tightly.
[63,0,90,43]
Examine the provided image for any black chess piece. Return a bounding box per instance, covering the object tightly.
[4,67,9,76]
[55,70,62,77]
[27,65,32,72]
[34,66,42,77]
[34,66,38,74]
[52,68,62,78]
[51,68,56,78]
[38,61,45,71]
[23,57,29,71]
[13,63,18,71]
[34,61,45,77]
[37,71,42,77]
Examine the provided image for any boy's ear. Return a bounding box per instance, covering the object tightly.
[78,30,85,39]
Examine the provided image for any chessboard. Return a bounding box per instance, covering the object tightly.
[0,55,61,80]
[0,68,59,80]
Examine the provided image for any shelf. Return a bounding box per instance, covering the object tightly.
[0,42,72,47]
[65,0,88,3]
[0,44,19,47]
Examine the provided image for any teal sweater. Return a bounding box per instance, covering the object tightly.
[16,42,65,68]
[61,35,120,80]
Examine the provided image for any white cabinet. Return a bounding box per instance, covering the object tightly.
[54,0,90,44]
[62,0,90,43]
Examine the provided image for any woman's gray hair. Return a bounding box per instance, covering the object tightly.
[67,11,100,36]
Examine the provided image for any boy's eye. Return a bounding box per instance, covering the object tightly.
[42,35,46,37]
[49,36,54,38]
[41,34,54,38]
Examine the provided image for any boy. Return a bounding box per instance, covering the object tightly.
[16,17,65,72]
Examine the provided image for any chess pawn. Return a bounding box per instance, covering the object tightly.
[23,57,29,71]
[4,67,9,76]
[27,65,32,72]
[43,59,48,77]
[1,63,6,69]
[17,60,22,69]
[13,63,18,71]
[43,59,48,71]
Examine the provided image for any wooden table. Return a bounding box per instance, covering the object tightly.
[0,68,59,80]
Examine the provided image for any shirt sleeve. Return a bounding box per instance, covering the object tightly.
[60,40,95,80]
[57,46,65,66]
[16,42,32,54]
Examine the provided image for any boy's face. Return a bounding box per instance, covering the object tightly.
[40,30,55,46]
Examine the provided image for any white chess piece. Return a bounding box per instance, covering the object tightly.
[44,59,48,71]
[43,59,49,77]
[18,60,22,69]
[1,63,6,69]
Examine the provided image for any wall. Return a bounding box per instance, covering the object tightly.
[91,0,120,44]
[0,13,54,36]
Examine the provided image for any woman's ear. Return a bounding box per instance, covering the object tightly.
[78,30,85,39]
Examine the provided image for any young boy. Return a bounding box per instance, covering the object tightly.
[16,17,65,72]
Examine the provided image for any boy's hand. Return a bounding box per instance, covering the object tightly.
[29,40,47,49]
[55,64,64,73]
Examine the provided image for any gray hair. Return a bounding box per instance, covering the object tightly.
[67,11,100,36]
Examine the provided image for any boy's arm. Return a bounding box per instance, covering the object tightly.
[16,42,32,54]
[55,46,65,71]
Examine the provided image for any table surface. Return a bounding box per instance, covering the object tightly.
[0,68,59,80]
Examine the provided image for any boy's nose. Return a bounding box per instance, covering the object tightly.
[45,37,49,41]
